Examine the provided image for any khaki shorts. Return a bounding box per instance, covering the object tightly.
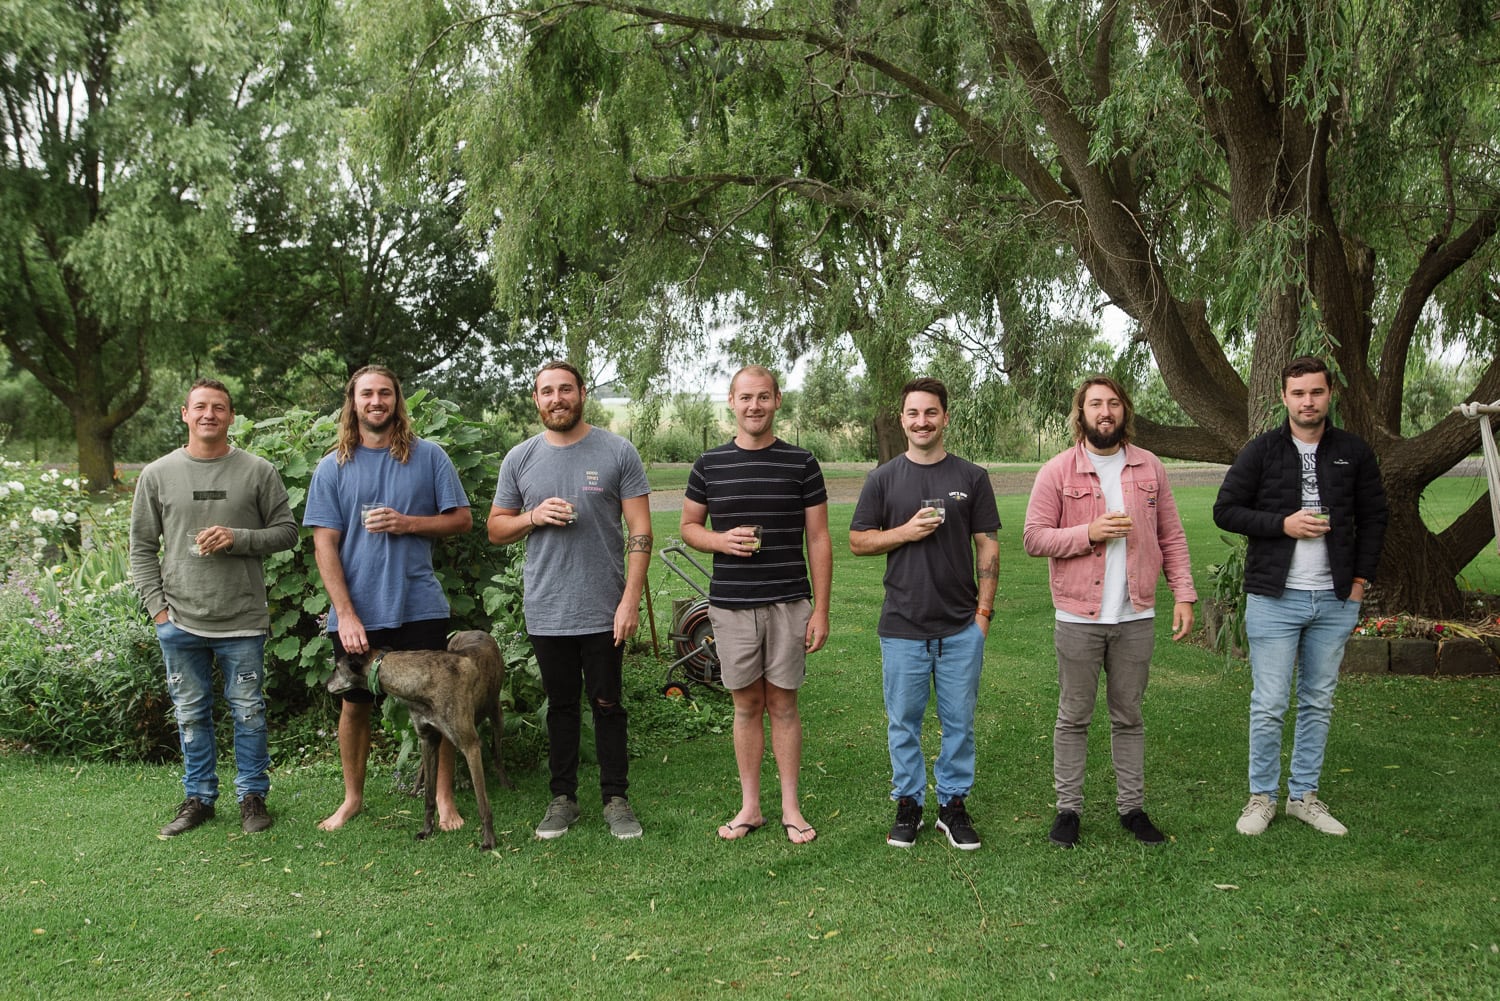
[708,599,812,692]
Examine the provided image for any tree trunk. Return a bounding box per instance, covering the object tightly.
[873,410,904,464]
[1374,493,1464,619]
[72,408,119,494]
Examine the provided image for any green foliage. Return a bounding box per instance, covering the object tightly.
[1205,535,1250,658]
[0,556,172,760]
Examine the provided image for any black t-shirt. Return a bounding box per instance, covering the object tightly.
[685,439,827,608]
[850,453,1001,639]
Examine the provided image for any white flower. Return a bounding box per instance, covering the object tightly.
[0,485,9,501]
[63,478,77,489]
[32,536,46,549]
[63,511,78,524]
[30,507,60,526]
[7,519,19,531]
[7,480,24,493]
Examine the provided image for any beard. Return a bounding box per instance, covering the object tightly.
[358,411,394,435]
[1084,421,1125,451]
[541,400,584,432]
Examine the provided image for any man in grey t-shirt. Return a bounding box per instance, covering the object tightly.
[129,379,297,837]
[488,360,652,840]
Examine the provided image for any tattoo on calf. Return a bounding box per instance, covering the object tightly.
[626,533,653,554]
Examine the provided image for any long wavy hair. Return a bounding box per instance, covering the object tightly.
[335,365,414,465]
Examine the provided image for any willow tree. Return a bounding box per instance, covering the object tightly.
[0,0,313,488]
[369,0,1498,616]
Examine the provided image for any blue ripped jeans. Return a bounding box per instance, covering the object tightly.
[156,620,270,805]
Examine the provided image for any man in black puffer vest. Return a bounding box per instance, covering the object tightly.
[1214,356,1388,838]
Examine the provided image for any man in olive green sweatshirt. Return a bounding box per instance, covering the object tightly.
[130,379,298,837]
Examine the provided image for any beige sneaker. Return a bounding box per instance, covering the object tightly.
[1286,792,1348,836]
[1235,794,1276,835]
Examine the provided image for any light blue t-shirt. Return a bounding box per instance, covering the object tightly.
[303,438,470,632]
[494,426,650,636]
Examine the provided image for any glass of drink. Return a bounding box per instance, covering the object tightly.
[921,498,946,523]
[746,525,763,552]
[360,503,382,529]
[187,529,209,556]
[563,494,580,524]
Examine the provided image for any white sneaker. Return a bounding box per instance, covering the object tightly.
[1236,794,1276,835]
[1286,792,1348,836]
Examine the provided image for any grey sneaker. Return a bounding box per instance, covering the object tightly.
[160,796,214,837]
[240,794,273,834]
[1236,793,1276,835]
[603,796,643,840]
[1286,792,1348,836]
[535,795,580,840]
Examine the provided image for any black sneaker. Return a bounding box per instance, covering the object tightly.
[1048,809,1080,848]
[1120,808,1165,845]
[887,796,923,848]
[240,794,273,834]
[936,797,981,850]
[160,796,214,837]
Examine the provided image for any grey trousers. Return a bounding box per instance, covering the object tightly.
[1052,618,1156,814]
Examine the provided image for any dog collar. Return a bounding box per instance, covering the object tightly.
[367,653,384,697]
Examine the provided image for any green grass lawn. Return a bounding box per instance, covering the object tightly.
[2,487,1498,999]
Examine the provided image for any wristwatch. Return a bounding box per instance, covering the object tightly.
[976,607,994,619]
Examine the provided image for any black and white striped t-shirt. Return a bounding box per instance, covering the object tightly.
[684,439,827,608]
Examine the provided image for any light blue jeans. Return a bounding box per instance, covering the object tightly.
[880,624,985,806]
[1244,590,1361,801]
[156,621,271,805]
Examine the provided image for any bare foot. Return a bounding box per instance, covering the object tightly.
[437,800,466,832]
[716,810,766,840]
[317,799,362,831]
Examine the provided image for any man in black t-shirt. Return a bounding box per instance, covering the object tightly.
[851,377,1000,850]
[682,366,831,844]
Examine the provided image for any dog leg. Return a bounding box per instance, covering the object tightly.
[451,720,495,851]
[416,727,442,842]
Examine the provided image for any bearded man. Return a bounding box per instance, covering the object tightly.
[488,361,653,840]
[1022,376,1196,849]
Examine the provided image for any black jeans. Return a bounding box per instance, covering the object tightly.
[529,631,629,803]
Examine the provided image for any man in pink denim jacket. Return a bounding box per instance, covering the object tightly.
[1023,376,1197,848]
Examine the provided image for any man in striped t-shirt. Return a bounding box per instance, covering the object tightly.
[681,366,832,844]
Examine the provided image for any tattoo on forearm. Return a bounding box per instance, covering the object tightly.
[981,531,998,542]
[977,557,999,581]
[627,534,653,554]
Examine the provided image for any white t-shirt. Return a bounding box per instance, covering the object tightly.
[1285,437,1333,590]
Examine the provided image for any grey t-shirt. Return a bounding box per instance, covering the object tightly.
[494,426,650,635]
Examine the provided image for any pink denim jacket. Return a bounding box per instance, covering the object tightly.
[1022,443,1197,619]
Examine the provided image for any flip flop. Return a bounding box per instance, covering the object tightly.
[782,821,817,844]
[717,819,765,840]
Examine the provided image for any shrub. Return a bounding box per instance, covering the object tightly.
[0,558,174,760]
[0,459,112,574]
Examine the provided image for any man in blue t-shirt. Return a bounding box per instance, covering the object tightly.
[489,360,652,841]
[681,365,831,845]
[851,377,1000,851]
[303,365,472,835]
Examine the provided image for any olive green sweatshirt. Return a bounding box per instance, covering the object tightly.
[128,447,298,634]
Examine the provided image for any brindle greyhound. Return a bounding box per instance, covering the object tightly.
[328,630,513,850]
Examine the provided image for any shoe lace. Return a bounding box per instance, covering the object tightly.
[1300,798,1330,817]
[1240,798,1270,817]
